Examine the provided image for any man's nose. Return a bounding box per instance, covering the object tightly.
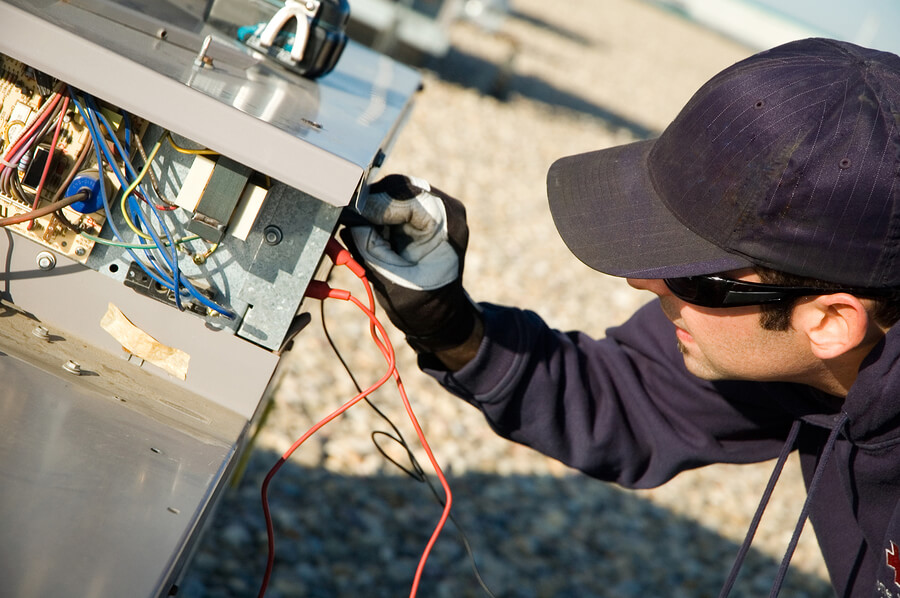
[626,278,670,296]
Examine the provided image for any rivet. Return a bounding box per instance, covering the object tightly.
[32,326,50,341]
[839,157,852,169]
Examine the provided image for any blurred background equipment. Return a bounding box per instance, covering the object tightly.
[344,0,462,64]
[651,0,900,55]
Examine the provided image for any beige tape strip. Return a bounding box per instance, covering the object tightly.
[100,303,190,380]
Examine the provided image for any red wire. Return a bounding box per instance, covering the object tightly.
[351,275,454,597]
[27,95,69,230]
[1,88,63,173]
[325,237,454,594]
[257,242,454,598]
[257,292,396,598]
[392,355,454,597]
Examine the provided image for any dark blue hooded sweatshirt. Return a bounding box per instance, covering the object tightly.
[423,300,900,597]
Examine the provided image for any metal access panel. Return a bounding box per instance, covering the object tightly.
[0,1,421,596]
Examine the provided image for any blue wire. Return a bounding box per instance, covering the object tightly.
[79,97,179,299]
[91,110,234,318]
[85,97,186,312]
[73,91,235,318]
[81,95,233,318]
[69,92,179,295]
[122,111,132,155]
[83,99,179,282]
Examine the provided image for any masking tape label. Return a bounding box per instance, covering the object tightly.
[100,303,190,380]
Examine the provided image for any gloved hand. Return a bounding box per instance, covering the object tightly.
[341,174,480,354]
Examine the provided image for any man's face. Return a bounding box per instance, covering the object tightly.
[626,269,819,383]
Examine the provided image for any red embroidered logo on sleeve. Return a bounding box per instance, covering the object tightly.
[887,541,900,587]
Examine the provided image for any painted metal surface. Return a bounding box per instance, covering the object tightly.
[0,304,247,597]
[0,0,421,207]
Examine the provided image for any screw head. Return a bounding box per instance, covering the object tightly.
[36,251,56,271]
[62,360,82,375]
[263,225,283,246]
[32,326,50,341]
[75,247,86,257]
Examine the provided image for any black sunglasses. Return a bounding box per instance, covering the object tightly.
[664,275,899,308]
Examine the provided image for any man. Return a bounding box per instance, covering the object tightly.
[345,38,900,597]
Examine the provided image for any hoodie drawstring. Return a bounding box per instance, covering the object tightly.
[717,412,850,598]
[768,412,849,597]
[717,420,801,598]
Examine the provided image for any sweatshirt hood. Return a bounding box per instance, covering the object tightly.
[838,323,900,444]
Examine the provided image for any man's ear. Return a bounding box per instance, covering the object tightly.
[792,294,871,360]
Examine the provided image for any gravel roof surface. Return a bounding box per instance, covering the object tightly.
[180,1,834,596]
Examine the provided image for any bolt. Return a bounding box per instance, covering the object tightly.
[264,225,283,246]
[62,360,82,375]
[194,35,214,68]
[32,326,50,341]
[36,251,56,271]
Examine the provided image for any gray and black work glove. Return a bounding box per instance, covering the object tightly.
[342,174,480,354]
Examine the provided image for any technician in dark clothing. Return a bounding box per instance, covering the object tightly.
[345,38,900,597]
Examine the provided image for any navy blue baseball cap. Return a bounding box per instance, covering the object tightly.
[548,38,900,288]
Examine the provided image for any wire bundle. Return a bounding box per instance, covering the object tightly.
[67,89,233,318]
[0,82,94,226]
[0,78,230,317]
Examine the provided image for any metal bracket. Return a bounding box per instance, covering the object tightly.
[257,0,321,63]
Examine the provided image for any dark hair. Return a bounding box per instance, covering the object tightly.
[755,267,900,331]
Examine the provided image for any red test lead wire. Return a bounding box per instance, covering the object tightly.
[257,282,395,598]
[257,249,454,598]
[324,239,455,597]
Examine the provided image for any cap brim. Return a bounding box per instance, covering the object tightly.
[547,139,751,279]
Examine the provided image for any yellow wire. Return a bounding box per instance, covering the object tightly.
[120,136,164,241]
[193,242,220,265]
[164,131,219,155]
[80,232,201,249]
[119,130,218,244]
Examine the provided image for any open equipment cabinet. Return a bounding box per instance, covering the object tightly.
[0,1,421,596]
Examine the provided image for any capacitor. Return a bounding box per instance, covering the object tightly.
[66,170,108,214]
